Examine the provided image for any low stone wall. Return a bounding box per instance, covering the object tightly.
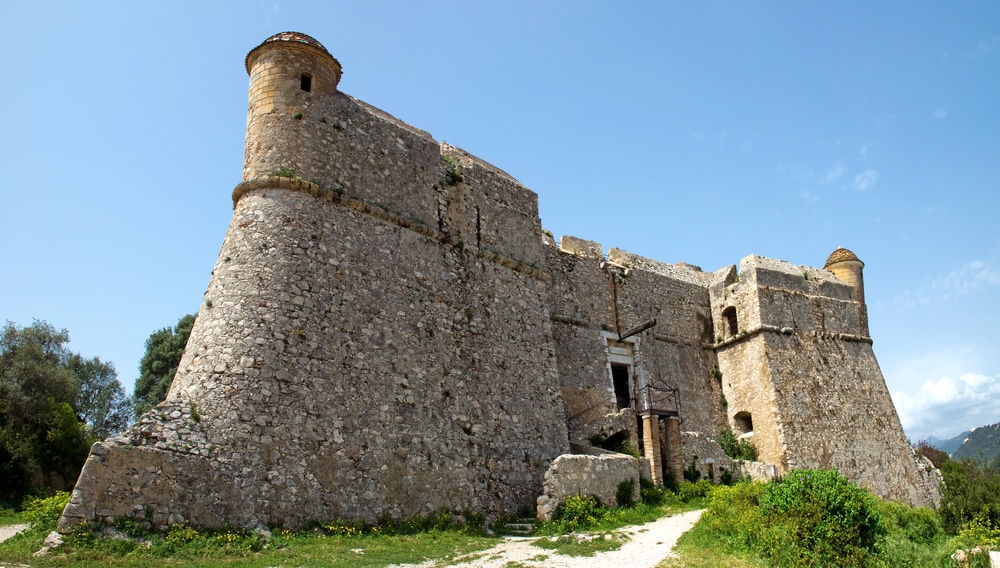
[536,454,640,522]
[734,460,778,482]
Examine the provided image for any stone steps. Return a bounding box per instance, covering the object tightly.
[499,518,537,536]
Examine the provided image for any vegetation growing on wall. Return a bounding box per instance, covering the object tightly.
[716,428,759,461]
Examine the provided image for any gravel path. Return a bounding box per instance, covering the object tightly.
[395,509,703,568]
[0,524,28,544]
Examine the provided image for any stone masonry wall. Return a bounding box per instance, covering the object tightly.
[536,454,641,522]
[62,34,939,530]
[63,84,571,530]
[710,255,935,506]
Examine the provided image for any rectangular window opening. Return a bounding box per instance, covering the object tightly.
[612,363,631,410]
[300,73,312,92]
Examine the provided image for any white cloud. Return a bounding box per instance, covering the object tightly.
[690,132,705,141]
[894,373,1000,439]
[933,107,948,119]
[877,259,1000,311]
[860,144,870,156]
[973,36,1000,58]
[799,190,820,202]
[930,260,1000,298]
[853,169,878,190]
[822,162,844,184]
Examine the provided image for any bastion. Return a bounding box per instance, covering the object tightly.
[60,32,939,532]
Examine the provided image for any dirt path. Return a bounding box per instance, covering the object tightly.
[396,509,703,568]
[0,524,28,544]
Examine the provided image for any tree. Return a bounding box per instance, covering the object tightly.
[65,354,132,439]
[0,321,90,504]
[132,314,195,417]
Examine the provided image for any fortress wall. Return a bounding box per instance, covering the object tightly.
[714,336,788,470]
[68,184,569,530]
[748,259,865,337]
[709,267,762,340]
[606,250,726,437]
[761,332,932,506]
[244,92,443,233]
[243,92,546,276]
[543,246,620,440]
[544,244,729,446]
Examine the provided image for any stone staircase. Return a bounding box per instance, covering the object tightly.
[498,518,537,536]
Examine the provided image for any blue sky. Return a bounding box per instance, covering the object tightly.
[1,1,997,441]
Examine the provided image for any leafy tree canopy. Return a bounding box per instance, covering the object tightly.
[0,320,131,504]
[132,314,195,418]
[65,354,132,439]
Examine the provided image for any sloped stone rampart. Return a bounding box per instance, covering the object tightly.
[536,454,641,522]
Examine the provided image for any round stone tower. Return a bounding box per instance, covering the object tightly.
[825,247,868,335]
[242,32,342,181]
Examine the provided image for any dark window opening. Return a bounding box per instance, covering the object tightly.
[603,430,629,453]
[734,411,753,435]
[723,307,738,336]
[300,73,312,92]
[612,363,631,409]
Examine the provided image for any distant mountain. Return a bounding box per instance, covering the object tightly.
[926,431,972,455]
[952,422,1000,464]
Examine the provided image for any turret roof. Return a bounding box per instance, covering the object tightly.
[245,31,339,74]
[824,247,862,268]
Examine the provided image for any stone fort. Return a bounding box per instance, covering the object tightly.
[60,32,939,532]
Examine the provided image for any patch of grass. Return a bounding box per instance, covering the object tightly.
[2,529,498,568]
[659,520,770,567]
[0,506,27,525]
[533,533,625,556]
[0,505,499,568]
[0,492,71,558]
[535,492,701,537]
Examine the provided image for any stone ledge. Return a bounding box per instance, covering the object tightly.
[233,177,551,282]
[712,324,872,349]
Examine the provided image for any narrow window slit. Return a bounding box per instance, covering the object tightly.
[300,73,312,92]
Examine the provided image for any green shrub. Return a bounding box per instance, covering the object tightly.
[683,456,701,482]
[939,457,1000,534]
[954,503,1000,550]
[758,469,885,565]
[21,491,71,529]
[615,479,635,508]
[553,494,602,532]
[639,477,669,506]
[701,481,765,552]
[678,479,714,502]
[878,499,943,545]
[716,428,759,461]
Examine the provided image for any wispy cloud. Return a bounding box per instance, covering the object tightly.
[799,190,820,202]
[931,260,1000,298]
[859,144,870,157]
[972,36,1000,58]
[933,107,948,119]
[853,169,878,190]
[777,161,814,183]
[822,162,844,184]
[877,259,1000,311]
[894,373,1000,439]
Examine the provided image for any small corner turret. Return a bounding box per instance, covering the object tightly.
[824,247,868,335]
[243,32,343,183]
